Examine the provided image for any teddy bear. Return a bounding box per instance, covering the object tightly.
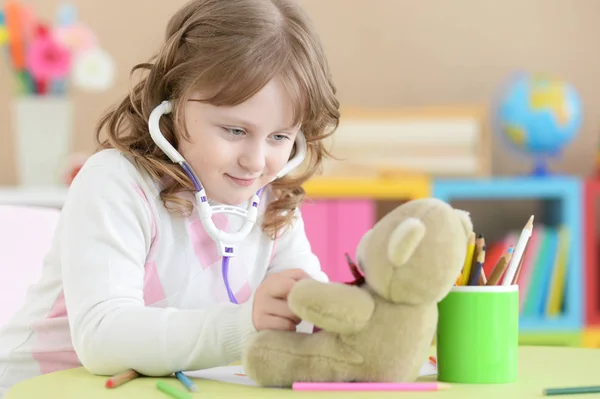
[242,197,473,387]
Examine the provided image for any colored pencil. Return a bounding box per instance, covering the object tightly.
[486,246,514,286]
[461,232,476,285]
[468,250,485,286]
[478,267,487,285]
[156,381,192,399]
[476,238,487,285]
[105,369,140,388]
[455,271,463,286]
[175,371,198,392]
[511,237,530,285]
[502,215,534,285]
[543,385,600,396]
[477,257,487,285]
[292,382,450,391]
[474,234,485,257]
[470,234,485,285]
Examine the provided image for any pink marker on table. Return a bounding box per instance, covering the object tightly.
[292,382,451,391]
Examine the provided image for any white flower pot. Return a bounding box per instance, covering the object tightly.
[12,97,73,187]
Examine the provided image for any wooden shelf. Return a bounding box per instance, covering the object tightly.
[303,176,431,199]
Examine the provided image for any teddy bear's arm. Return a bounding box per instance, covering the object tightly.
[288,279,375,334]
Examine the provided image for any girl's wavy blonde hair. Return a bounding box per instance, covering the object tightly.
[96,0,340,239]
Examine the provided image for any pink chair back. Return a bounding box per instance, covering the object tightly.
[0,205,60,327]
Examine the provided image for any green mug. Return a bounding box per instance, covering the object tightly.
[436,285,519,384]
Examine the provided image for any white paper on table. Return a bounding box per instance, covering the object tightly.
[419,359,438,376]
[184,359,437,387]
[185,365,257,386]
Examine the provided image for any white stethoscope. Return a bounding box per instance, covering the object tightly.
[148,100,307,303]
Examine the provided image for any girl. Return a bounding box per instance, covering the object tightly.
[0,0,339,395]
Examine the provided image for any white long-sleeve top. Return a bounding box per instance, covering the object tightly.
[0,149,327,396]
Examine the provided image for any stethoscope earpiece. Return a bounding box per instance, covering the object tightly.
[148,101,183,163]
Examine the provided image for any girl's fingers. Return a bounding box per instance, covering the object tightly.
[265,298,301,324]
[266,277,297,299]
[257,314,297,331]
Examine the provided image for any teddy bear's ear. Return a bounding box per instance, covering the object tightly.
[454,209,473,238]
[387,217,426,267]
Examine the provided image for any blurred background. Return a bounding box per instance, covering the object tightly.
[1,0,600,347]
[1,0,600,180]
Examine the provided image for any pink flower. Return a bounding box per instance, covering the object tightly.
[26,32,72,81]
[54,22,97,54]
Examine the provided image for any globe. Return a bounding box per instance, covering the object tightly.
[495,73,582,175]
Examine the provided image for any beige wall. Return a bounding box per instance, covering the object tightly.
[2,0,600,185]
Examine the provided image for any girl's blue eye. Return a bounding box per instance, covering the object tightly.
[272,134,290,141]
[225,127,245,136]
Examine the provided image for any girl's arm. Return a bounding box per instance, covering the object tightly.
[266,207,329,283]
[265,208,329,333]
[61,161,256,377]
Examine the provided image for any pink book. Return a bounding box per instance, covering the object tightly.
[300,200,335,279]
[332,200,375,283]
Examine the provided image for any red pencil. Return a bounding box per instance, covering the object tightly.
[105,369,140,388]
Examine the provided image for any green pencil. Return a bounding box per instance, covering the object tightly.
[544,385,600,396]
[156,380,192,399]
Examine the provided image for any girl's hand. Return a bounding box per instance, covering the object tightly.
[252,268,311,331]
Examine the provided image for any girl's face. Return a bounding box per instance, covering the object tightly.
[179,78,299,205]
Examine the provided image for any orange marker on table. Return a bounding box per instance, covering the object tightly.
[105,369,140,388]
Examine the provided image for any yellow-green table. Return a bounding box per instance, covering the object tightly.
[5,346,600,398]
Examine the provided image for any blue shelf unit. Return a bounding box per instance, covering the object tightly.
[432,176,583,333]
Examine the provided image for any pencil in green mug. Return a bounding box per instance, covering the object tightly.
[502,215,534,285]
[543,385,600,396]
[486,246,513,285]
[461,232,476,285]
[511,237,530,285]
[467,250,485,286]
[478,267,487,285]
[156,381,192,399]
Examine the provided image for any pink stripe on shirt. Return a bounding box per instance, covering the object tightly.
[30,291,81,374]
[132,184,166,305]
[188,213,229,269]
